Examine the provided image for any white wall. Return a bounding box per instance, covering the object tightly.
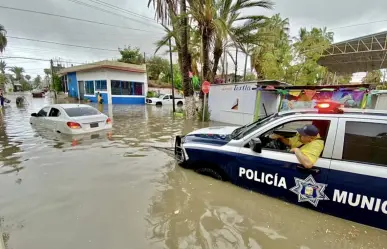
[76,69,147,104]
[208,83,257,125]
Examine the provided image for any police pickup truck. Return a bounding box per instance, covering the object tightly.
[174,103,387,230]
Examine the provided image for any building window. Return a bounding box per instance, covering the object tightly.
[95,80,107,91]
[342,121,387,165]
[132,82,143,95]
[85,80,94,94]
[111,80,143,96]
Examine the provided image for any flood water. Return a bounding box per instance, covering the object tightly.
[0,94,386,249]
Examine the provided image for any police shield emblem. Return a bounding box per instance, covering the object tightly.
[290,175,329,207]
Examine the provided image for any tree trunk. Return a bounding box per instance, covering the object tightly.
[211,39,223,82]
[202,27,211,81]
[180,0,194,119]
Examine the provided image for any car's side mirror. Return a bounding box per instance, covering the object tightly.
[249,138,262,153]
[31,113,37,117]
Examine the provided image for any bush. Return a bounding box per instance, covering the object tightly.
[147,91,156,97]
[376,84,387,90]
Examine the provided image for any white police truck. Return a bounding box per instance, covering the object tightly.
[174,103,387,230]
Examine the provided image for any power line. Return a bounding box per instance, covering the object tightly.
[85,0,156,22]
[65,0,161,28]
[7,36,119,52]
[0,5,163,34]
[328,19,387,31]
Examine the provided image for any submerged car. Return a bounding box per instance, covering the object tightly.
[175,103,387,230]
[30,104,112,134]
[146,94,184,106]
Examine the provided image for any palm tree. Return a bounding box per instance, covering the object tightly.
[10,67,25,81]
[0,24,7,53]
[0,60,6,74]
[25,75,31,81]
[148,0,195,118]
[250,14,290,79]
[187,0,273,81]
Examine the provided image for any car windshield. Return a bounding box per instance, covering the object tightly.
[158,94,166,99]
[64,107,100,117]
[230,113,279,139]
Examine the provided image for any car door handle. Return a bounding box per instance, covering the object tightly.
[296,165,320,174]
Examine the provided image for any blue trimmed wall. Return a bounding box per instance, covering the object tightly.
[67,72,78,98]
[85,93,109,103]
[112,97,145,104]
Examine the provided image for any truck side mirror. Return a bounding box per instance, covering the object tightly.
[31,113,37,117]
[249,138,262,153]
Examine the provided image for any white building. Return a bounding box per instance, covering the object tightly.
[59,60,148,104]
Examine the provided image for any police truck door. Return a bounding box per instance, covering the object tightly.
[323,118,387,230]
[237,116,338,212]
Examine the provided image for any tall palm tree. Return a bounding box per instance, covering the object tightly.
[0,24,7,53]
[148,0,195,118]
[0,60,6,74]
[10,67,25,81]
[250,14,290,79]
[187,0,273,81]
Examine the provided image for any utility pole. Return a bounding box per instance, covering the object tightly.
[243,51,248,81]
[50,59,57,99]
[225,49,228,83]
[169,38,176,112]
[234,47,238,83]
[143,52,146,63]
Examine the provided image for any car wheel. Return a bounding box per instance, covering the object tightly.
[156,102,162,107]
[177,101,183,106]
[195,167,223,181]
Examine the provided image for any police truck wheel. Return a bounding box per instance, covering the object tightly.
[195,168,223,181]
[177,101,183,106]
[156,102,162,107]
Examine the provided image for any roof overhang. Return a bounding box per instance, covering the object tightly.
[58,60,146,75]
[318,31,387,73]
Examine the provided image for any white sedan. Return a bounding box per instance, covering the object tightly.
[30,104,112,134]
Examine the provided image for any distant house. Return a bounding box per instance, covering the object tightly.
[59,60,147,104]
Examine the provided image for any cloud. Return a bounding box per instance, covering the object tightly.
[0,0,386,77]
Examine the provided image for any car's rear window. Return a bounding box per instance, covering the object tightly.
[64,107,100,117]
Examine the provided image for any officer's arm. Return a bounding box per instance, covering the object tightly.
[291,148,314,168]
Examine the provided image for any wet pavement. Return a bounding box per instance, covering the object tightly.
[0,94,386,249]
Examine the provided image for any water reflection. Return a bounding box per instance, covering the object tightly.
[146,163,387,249]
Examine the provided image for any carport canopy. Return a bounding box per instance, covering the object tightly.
[318,31,387,73]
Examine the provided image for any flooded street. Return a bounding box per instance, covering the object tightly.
[0,94,386,249]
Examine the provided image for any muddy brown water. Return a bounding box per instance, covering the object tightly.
[0,94,386,249]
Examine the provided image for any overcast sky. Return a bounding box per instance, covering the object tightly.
[1,0,386,81]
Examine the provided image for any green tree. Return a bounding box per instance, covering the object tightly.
[0,60,6,74]
[118,46,144,64]
[362,70,382,84]
[33,75,42,89]
[20,79,31,91]
[0,74,8,89]
[291,27,333,85]
[52,74,62,92]
[337,73,352,84]
[146,56,170,80]
[0,24,7,53]
[10,66,25,81]
[251,14,291,80]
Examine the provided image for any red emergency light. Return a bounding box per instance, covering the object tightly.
[315,100,343,114]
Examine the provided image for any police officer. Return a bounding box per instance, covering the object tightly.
[270,124,324,169]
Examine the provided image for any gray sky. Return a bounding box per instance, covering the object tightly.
[0,0,386,81]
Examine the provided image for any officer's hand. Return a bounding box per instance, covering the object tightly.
[269,134,281,140]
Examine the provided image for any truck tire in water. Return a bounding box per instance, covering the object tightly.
[177,101,183,106]
[156,102,162,107]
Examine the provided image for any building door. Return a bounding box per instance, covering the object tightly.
[78,81,85,100]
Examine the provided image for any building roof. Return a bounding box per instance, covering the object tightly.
[317,31,387,73]
[58,60,146,75]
